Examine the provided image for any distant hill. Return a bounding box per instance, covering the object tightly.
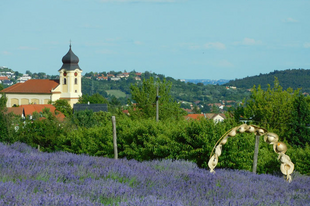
[184,79,230,85]
[223,69,310,93]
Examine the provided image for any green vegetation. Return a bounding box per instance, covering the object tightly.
[224,68,310,93]
[129,76,186,121]
[51,99,73,118]
[106,90,127,98]
[232,78,310,149]
[81,71,251,109]
[1,71,310,176]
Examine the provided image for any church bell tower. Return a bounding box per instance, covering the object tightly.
[58,44,82,107]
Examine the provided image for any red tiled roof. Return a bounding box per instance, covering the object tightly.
[5,107,24,116]
[22,104,53,116]
[184,113,227,121]
[183,108,193,113]
[0,79,59,94]
[0,76,9,81]
[19,104,65,121]
[205,113,216,119]
[205,113,226,119]
[122,110,129,115]
[184,114,205,120]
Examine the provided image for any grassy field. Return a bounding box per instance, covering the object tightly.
[106,90,127,98]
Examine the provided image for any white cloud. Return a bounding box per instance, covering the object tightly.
[204,42,226,50]
[181,42,226,50]
[96,49,117,54]
[303,42,310,48]
[217,60,234,67]
[105,37,122,42]
[18,46,39,51]
[283,17,298,23]
[188,44,201,50]
[1,51,11,55]
[134,41,143,45]
[179,43,200,50]
[233,38,262,46]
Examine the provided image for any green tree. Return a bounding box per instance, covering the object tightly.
[0,93,6,108]
[288,93,310,147]
[200,103,211,113]
[211,105,220,113]
[72,109,96,128]
[192,105,201,114]
[78,93,109,104]
[0,94,14,142]
[180,103,191,110]
[243,78,298,139]
[15,108,65,151]
[26,70,32,76]
[129,77,186,120]
[52,99,73,118]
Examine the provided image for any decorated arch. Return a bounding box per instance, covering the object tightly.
[208,124,295,182]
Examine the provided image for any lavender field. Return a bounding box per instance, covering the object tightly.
[0,142,309,206]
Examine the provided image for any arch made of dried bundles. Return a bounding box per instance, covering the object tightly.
[208,124,295,182]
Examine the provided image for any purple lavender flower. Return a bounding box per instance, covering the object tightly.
[0,142,309,205]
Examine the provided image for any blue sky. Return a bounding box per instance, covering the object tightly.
[1,0,309,80]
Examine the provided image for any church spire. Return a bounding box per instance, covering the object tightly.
[59,44,81,71]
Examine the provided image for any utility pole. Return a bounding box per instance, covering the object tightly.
[156,85,159,122]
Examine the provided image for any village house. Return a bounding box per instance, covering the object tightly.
[0,45,83,108]
[6,104,65,121]
[184,113,226,123]
[0,76,9,84]
[17,74,32,83]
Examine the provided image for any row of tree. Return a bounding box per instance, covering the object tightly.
[232,77,310,148]
[224,68,310,93]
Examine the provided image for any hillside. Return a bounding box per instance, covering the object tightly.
[81,72,251,111]
[223,69,310,93]
[184,79,230,85]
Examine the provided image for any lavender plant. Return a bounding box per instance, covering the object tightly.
[0,142,309,205]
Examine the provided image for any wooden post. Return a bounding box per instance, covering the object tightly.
[156,86,159,122]
[252,135,260,173]
[112,116,118,159]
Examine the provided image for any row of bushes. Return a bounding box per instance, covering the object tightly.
[2,110,309,175]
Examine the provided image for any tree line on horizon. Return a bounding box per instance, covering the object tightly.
[224,68,310,93]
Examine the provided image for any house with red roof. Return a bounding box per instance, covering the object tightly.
[0,45,83,108]
[6,104,65,121]
[184,113,226,123]
[0,76,9,81]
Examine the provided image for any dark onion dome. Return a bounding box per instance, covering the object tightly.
[59,45,82,71]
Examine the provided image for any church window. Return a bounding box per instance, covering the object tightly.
[75,78,77,84]
[64,78,67,85]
